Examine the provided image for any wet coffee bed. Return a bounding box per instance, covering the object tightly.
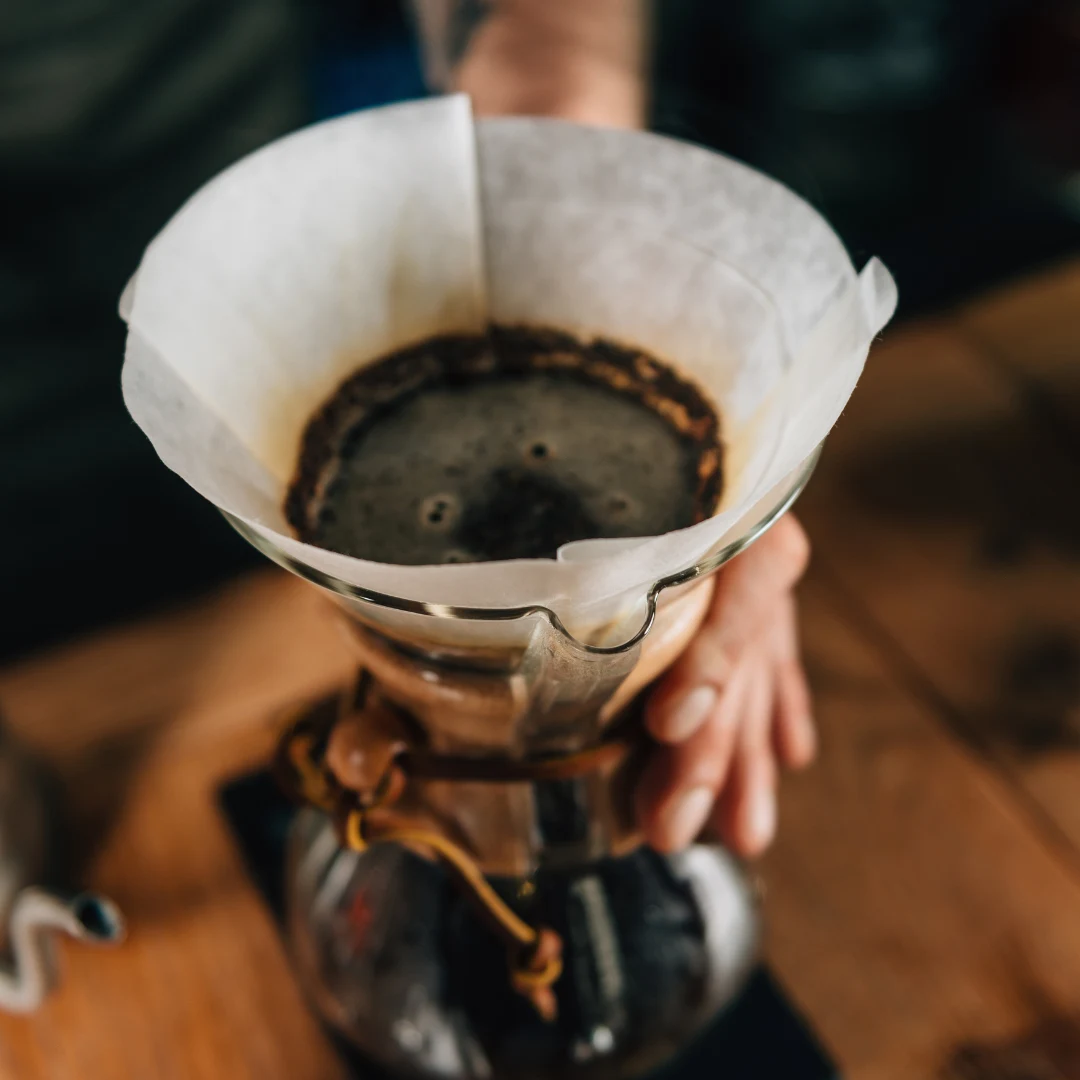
[286,325,723,565]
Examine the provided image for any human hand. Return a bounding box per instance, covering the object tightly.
[451,0,645,129]
[634,515,816,858]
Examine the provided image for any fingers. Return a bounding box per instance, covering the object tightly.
[711,656,777,857]
[770,594,817,770]
[635,655,754,852]
[646,515,810,744]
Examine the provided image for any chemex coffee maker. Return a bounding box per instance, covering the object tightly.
[233,454,815,1079]
[119,96,895,1077]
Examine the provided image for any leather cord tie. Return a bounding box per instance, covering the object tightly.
[272,689,636,1021]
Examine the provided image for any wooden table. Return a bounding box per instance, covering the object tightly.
[1,261,1079,1080]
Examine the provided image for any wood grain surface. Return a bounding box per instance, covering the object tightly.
[0,261,1078,1078]
[764,575,1080,1080]
[961,259,1080,439]
[796,317,1080,849]
[0,575,355,1080]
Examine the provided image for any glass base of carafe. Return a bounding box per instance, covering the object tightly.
[286,809,758,1080]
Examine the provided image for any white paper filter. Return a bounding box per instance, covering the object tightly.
[121,95,896,640]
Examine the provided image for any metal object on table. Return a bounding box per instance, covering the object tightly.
[0,725,125,1014]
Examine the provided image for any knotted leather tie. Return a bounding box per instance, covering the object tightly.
[273,680,636,1021]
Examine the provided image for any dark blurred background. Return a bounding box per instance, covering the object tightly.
[0,0,1077,662]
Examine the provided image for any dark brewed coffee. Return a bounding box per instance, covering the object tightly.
[286,326,722,564]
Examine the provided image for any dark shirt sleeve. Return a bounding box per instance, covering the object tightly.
[0,0,309,655]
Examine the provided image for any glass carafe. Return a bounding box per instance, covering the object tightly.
[226,451,817,1080]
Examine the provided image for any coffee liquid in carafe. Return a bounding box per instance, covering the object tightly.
[286,325,723,564]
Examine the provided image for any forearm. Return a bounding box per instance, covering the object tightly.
[410,0,648,128]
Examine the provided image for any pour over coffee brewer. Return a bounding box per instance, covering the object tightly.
[235,448,817,1079]
[120,96,895,1078]
[243,325,813,1077]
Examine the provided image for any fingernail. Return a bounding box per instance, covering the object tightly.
[664,686,717,741]
[663,786,713,850]
[745,785,776,853]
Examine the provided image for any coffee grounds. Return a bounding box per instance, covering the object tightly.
[286,325,723,565]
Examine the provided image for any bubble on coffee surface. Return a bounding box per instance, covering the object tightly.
[286,326,723,565]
